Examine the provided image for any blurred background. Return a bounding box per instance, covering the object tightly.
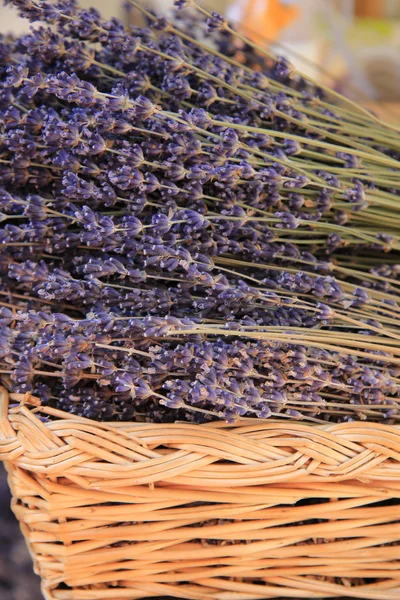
[0,0,400,598]
[3,0,400,111]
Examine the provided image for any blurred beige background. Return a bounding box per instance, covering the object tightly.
[1,1,400,103]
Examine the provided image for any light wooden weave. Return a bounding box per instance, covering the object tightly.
[1,386,400,600]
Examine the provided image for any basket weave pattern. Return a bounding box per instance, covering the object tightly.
[1,387,400,600]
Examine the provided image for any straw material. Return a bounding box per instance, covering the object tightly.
[1,387,400,600]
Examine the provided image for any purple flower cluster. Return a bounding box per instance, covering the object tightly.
[2,309,399,423]
[0,0,400,423]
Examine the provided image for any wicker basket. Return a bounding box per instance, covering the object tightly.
[1,386,400,600]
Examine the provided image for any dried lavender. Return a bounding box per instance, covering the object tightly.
[0,0,400,424]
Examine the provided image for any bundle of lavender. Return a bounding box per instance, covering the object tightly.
[1,0,400,425]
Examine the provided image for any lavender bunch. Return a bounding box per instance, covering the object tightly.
[0,0,400,424]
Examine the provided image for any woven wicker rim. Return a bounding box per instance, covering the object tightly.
[1,386,400,485]
[2,387,400,600]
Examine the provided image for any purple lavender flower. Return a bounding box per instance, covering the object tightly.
[0,0,399,427]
